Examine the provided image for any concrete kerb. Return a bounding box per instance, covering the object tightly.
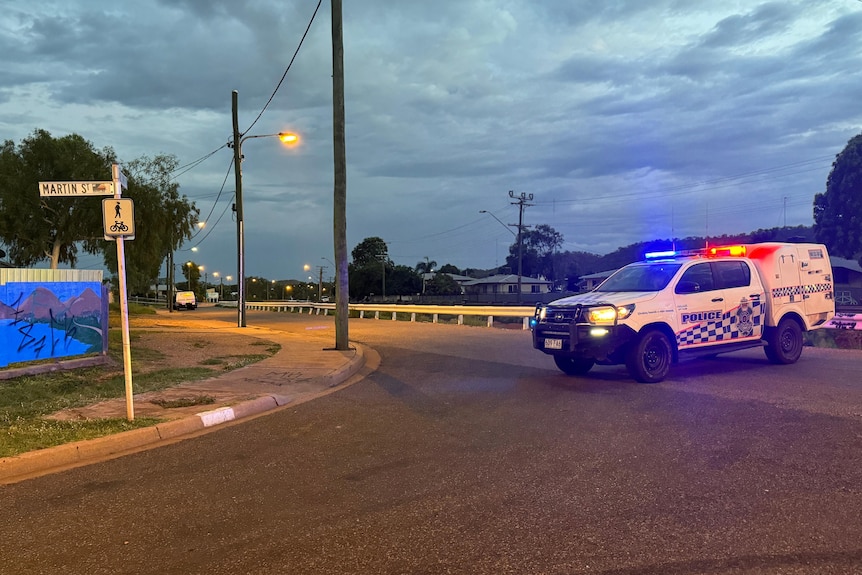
[0,336,368,485]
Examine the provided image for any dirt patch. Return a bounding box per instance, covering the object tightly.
[130,330,278,372]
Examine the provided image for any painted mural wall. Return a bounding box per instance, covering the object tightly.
[0,270,107,368]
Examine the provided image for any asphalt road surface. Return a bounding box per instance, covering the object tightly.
[3,308,862,574]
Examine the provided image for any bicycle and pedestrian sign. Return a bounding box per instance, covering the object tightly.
[103,198,135,239]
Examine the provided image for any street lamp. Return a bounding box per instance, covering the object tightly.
[480,209,523,303]
[229,90,299,327]
[213,272,224,300]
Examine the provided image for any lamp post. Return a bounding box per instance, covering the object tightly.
[213,272,223,300]
[229,89,299,327]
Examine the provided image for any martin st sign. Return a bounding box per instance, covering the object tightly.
[38,181,115,197]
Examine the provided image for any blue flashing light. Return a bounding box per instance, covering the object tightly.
[645,250,678,259]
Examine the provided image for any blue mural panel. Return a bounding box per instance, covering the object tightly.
[0,281,106,368]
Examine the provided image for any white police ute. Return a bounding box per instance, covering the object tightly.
[531,243,835,383]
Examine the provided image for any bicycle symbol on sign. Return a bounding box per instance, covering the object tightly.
[110,221,129,233]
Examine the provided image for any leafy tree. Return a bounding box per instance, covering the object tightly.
[180,260,202,295]
[387,265,422,296]
[0,132,198,295]
[506,224,564,279]
[351,236,390,267]
[425,273,461,295]
[814,133,862,261]
[438,263,461,275]
[0,129,115,267]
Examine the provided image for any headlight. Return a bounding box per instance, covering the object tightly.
[588,304,635,324]
[534,305,547,322]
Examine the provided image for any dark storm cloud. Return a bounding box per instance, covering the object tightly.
[1,0,861,274]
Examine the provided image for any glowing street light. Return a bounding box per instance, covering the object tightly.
[228,115,300,326]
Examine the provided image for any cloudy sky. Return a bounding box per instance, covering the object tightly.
[2,0,861,283]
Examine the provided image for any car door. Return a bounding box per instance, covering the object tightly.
[712,260,764,342]
[673,262,728,350]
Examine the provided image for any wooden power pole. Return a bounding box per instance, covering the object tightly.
[331,0,350,350]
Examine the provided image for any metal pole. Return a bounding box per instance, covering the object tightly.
[232,90,246,327]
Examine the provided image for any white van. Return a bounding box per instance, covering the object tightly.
[174,291,197,310]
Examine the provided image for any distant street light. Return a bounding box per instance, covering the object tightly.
[229,90,300,327]
[480,209,523,303]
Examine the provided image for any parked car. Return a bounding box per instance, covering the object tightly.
[174,291,197,310]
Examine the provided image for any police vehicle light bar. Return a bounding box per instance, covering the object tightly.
[645,245,747,260]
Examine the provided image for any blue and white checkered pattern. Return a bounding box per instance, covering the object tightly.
[676,300,763,347]
[771,283,832,299]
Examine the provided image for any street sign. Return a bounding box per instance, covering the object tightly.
[103,198,135,239]
[39,181,114,197]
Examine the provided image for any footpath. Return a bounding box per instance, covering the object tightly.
[0,313,370,484]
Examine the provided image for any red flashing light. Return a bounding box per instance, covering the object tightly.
[708,245,746,257]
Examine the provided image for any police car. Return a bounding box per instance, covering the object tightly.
[531,243,835,383]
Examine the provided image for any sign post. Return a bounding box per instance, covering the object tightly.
[38,170,137,421]
[108,163,135,421]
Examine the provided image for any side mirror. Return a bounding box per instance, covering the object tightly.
[676,280,700,294]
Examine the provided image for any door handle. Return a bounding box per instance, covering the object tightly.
[711,297,724,302]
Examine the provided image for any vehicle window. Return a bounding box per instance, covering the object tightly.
[597,263,681,292]
[675,263,715,294]
[714,261,751,289]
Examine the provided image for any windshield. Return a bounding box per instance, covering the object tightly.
[596,262,682,292]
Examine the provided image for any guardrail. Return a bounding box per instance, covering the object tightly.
[235,300,537,329]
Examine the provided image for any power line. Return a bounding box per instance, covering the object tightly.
[242,0,323,136]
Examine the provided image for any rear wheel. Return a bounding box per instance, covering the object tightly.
[626,329,672,383]
[553,355,595,376]
[765,317,803,364]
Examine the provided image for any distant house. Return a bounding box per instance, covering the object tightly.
[578,269,617,292]
[461,274,552,296]
[831,256,862,306]
[420,272,474,293]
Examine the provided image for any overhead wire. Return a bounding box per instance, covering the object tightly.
[241,0,323,136]
[181,0,323,252]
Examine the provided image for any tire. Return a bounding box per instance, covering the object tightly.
[626,329,673,383]
[553,355,595,376]
[765,317,803,364]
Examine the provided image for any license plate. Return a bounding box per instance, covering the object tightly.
[544,338,563,350]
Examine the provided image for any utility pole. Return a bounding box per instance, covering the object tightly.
[509,190,534,304]
[231,90,247,327]
[331,0,349,350]
[317,265,325,300]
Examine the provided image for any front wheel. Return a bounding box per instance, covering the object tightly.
[626,329,673,383]
[765,317,803,364]
[553,355,595,376]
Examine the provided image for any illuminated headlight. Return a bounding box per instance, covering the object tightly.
[588,304,635,325]
[535,305,547,322]
[590,327,610,337]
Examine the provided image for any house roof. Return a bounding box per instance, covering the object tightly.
[421,272,474,283]
[831,256,862,274]
[580,269,618,280]
[461,274,551,286]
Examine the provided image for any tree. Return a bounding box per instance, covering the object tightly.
[438,263,461,275]
[506,224,564,279]
[0,129,115,268]
[425,273,461,295]
[351,236,390,267]
[814,133,862,261]
[0,132,198,294]
[415,257,437,273]
[181,260,202,294]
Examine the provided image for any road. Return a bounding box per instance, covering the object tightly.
[2,308,862,574]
